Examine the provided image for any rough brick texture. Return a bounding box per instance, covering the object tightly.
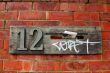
[0,1,110,73]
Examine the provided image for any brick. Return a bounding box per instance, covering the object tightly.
[0,60,3,70]
[61,61,88,71]
[0,21,4,28]
[105,5,110,12]
[89,61,110,70]
[0,40,3,49]
[74,12,99,21]
[83,4,105,12]
[4,40,9,50]
[0,3,5,11]
[101,22,110,31]
[102,32,110,40]
[106,0,110,3]
[60,21,100,26]
[0,30,9,40]
[89,0,98,3]
[69,0,79,2]
[99,0,106,3]
[102,40,110,50]
[60,21,87,26]
[0,12,18,20]
[44,55,77,61]
[79,0,88,3]
[17,55,36,60]
[48,12,74,20]
[76,72,91,73]
[6,2,32,11]
[19,11,46,20]
[12,0,21,1]
[33,21,59,26]
[3,60,22,70]
[77,55,101,60]
[0,49,17,59]
[33,61,60,71]
[3,71,17,73]
[68,3,79,11]
[102,51,110,60]
[86,21,101,26]
[100,13,110,21]
[34,2,60,11]
[103,71,110,73]
[61,3,79,11]
[23,61,31,71]
[50,0,60,2]
[60,3,69,11]
[91,72,102,73]
[6,21,33,28]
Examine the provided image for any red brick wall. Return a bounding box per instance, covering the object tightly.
[0,0,110,73]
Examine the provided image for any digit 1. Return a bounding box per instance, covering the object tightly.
[29,29,43,50]
[17,28,27,50]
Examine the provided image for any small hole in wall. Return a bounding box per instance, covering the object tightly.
[50,36,63,39]
[76,35,84,39]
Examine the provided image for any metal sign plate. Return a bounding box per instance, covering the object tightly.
[9,26,102,54]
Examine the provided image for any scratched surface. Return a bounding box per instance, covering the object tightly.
[10,26,102,54]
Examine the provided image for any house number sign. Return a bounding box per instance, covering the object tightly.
[9,26,102,54]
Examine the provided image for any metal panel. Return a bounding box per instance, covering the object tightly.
[9,26,102,54]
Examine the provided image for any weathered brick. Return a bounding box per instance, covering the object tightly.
[100,13,110,21]
[74,12,99,21]
[89,61,110,70]
[6,2,32,10]
[0,3,5,11]
[0,12,18,20]
[34,2,60,11]
[61,61,88,71]
[3,60,22,70]
[48,12,74,20]
[33,61,60,71]
[19,11,46,20]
